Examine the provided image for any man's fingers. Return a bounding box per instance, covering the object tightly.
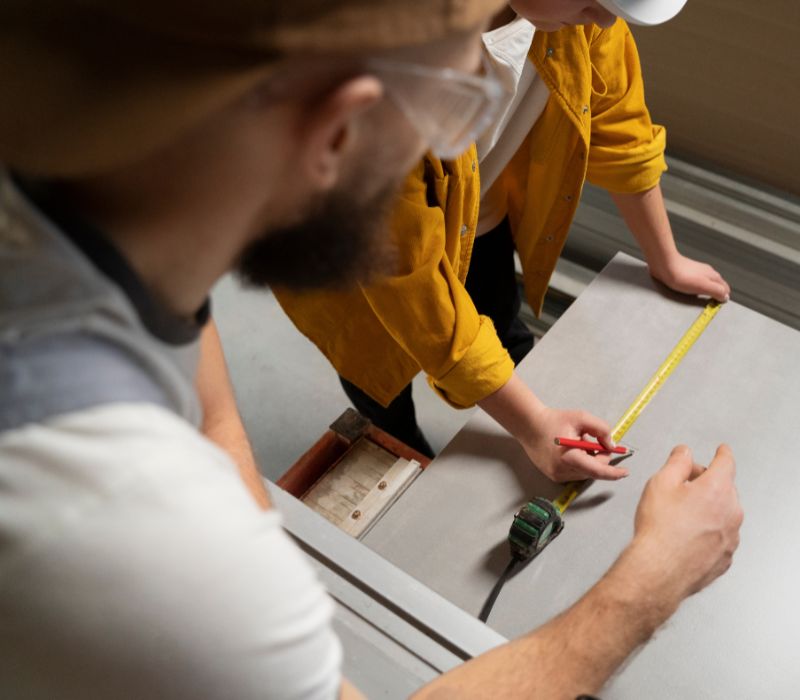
[688,463,707,481]
[563,450,628,481]
[706,443,736,481]
[660,444,695,484]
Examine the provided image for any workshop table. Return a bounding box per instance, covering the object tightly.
[363,253,800,699]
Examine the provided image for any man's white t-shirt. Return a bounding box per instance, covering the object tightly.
[0,405,342,699]
[0,174,342,699]
[476,17,551,235]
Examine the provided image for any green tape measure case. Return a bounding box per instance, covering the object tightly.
[509,497,564,561]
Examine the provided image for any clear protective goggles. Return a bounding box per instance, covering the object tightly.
[367,53,506,161]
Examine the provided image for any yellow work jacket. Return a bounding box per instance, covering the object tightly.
[275,20,667,409]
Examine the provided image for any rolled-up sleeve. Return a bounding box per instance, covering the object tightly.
[359,156,514,409]
[426,313,514,408]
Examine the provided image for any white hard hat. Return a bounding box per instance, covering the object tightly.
[597,0,688,25]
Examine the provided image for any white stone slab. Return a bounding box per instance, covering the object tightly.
[363,253,800,699]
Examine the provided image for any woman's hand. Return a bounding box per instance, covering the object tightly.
[478,374,629,483]
[648,251,730,302]
[519,405,629,482]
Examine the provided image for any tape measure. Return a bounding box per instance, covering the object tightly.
[508,498,564,560]
[480,300,723,622]
[553,299,722,514]
[478,301,720,622]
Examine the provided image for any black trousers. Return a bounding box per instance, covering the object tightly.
[340,217,534,457]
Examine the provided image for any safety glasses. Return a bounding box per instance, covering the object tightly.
[367,53,506,160]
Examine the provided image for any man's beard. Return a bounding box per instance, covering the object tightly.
[235,180,397,291]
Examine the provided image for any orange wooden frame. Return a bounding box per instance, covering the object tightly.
[277,410,431,499]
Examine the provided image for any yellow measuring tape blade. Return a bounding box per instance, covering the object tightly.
[553,300,722,514]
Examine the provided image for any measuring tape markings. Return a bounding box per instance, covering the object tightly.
[482,300,724,622]
[553,300,722,514]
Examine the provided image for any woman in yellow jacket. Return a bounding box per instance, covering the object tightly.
[275,0,730,482]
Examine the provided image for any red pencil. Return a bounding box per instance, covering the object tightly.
[554,437,633,455]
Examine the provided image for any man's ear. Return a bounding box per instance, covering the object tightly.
[296,75,384,191]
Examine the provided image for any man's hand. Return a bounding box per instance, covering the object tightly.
[629,444,743,599]
[196,321,270,509]
[648,252,730,303]
[413,444,743,700]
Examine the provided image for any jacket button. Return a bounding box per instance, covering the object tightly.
[564,195,573,201]
[461,224,468,235]
[546,47,554,58]
[472,160,476,172]
[582,105,589,114]
[546,235,554,242]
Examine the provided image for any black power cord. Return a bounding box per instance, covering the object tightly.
[479,497,564,623]
[478,556,521,622]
